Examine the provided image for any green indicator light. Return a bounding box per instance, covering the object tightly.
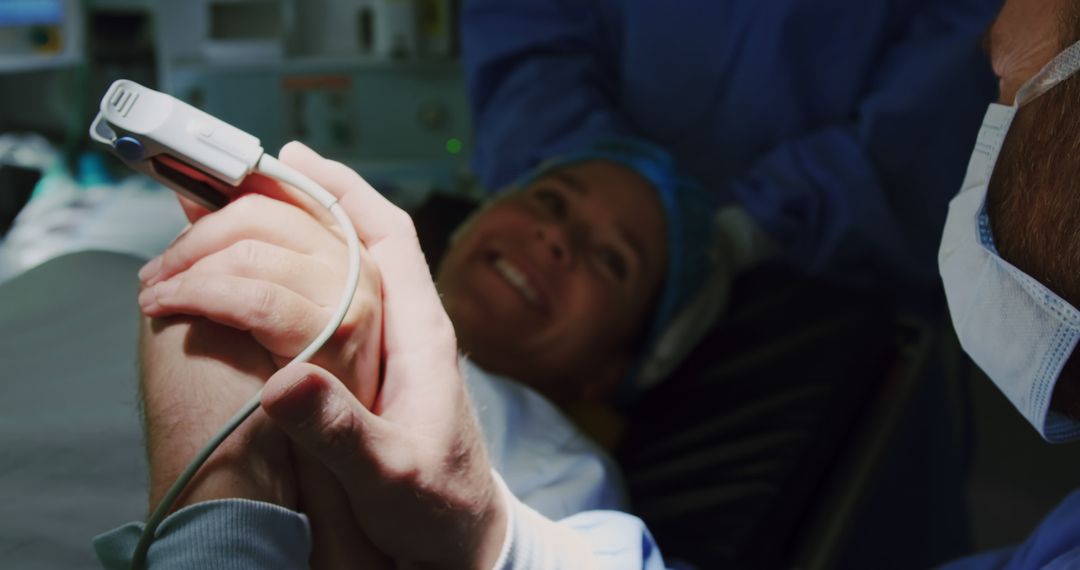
[446,138,463,155]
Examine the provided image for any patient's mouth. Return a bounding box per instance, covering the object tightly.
[491,254,549,314]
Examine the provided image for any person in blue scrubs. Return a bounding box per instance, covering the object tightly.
[461,0,1000,293]
[936,0,1080,566]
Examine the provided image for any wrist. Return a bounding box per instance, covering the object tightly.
[149,414,298,513]
[179,424,297,511]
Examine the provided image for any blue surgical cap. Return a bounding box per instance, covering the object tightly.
[511,139,714,401]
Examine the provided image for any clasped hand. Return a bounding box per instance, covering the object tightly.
[136,142,507,569]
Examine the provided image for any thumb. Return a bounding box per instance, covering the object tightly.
[261,363,387,478]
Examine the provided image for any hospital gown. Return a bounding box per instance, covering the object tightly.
[461,0,999,288]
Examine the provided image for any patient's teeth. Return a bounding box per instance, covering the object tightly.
[494,258,540,305]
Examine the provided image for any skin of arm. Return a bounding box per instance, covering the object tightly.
[138,314,295,513]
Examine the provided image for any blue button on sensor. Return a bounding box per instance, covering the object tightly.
[114,136,144,162]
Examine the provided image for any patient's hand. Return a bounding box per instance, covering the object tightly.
[136,186,384,410]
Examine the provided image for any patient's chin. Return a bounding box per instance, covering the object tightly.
[442,290,573,399]
[446,291,529,345]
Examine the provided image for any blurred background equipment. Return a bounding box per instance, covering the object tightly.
[0,0,84,73]
[0,0,472,284]
[155,0,471,208]
[1,0,471,210]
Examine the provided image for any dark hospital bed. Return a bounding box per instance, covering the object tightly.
[617,266,947,569]
[0,251,148,569]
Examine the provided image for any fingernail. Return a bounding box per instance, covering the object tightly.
[138,280,177,313]
[137,286,157,311]
[139,256,162,285]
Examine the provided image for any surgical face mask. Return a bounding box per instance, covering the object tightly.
[939,40,1080,443]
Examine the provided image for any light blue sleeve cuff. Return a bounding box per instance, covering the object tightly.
[93,499,311,569]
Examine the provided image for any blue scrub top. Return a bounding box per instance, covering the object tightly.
[462,0,1000,288]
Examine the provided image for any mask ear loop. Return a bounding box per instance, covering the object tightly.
[1015,39,1080,106]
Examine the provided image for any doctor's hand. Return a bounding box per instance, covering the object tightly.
[254,144,508,569]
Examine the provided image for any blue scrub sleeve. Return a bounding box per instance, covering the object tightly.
[725,2,996,281]
[461,0,633,190]
[93,499,311,570]
[938,489,1080,570]
[461,0,995,285]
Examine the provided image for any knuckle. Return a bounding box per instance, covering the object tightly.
[230,239,264,271]
[373,449,421,487]
[229,193,270,218]
[231,192,263,208]
[158,275,195,307]
[313,400,360,462]
[345,297,380,334]
[247,281,279,323]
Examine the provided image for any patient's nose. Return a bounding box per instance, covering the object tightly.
[535,222,574,268]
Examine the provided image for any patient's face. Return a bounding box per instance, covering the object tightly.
[436,160,668,403]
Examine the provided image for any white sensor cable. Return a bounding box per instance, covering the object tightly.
[131,154,363,569]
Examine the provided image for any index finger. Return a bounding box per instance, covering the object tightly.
[169,165,335,228]
[277,142,415,245]
[241,170,337,227]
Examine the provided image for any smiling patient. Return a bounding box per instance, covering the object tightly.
[109,139,713,565]
[439,158,671,404]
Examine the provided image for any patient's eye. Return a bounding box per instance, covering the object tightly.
[597,247,628,282]
[534,188,567,219]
